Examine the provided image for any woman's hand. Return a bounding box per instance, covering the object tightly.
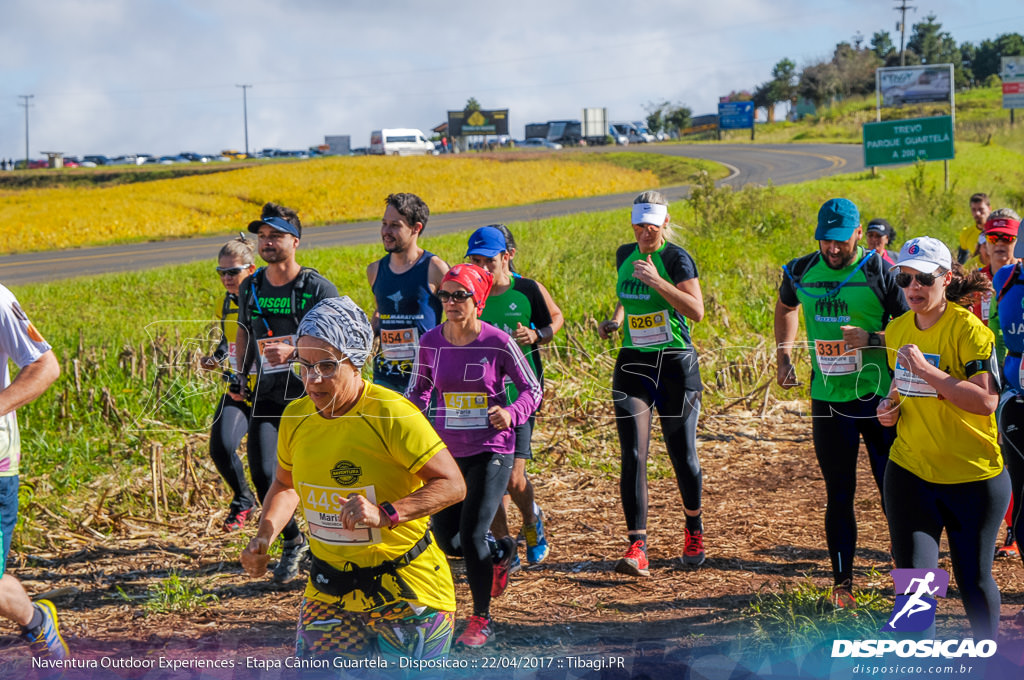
[876,396,900,427]
[340,493,388,529]
[598,319,620,340]
[632,255,660,287]
[487,405,512,430]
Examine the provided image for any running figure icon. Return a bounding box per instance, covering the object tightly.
[887,572,939,628]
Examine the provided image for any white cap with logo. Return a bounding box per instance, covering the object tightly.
[895,236,952,274]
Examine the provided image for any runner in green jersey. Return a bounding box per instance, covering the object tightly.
[598,190,706,575]
[774,197,907,607]
[468,225,563,565]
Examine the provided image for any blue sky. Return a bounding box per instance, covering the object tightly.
[1,0,1020,158]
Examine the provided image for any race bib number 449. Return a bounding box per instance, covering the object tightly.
[299,483,381,545]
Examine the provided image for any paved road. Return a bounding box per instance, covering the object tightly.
[0,143,862,285]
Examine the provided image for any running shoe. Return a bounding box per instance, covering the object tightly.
[273,536,309,584]
[523,511,550,564]
[831,585,857,610]
[491,537,518,597]
[614,539,649,577]
[20,600,69,659]
[996,528,1019,559]
[455,615,492,648]
[222,505,254,533]
[682,528,706,567]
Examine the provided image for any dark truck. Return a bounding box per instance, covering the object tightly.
[523,120,585,146]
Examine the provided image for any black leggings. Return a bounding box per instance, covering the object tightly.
[884,460,1010,639]
[612,349,702,532]
[432,452,513,618]
[209,394,255,510]
[811,396,894,586]
[997,394,1024,569]
[249,399,301,543]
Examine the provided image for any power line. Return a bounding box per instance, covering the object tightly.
[18,94,33,168]
[236,85,252,157]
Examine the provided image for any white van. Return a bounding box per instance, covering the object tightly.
[369,129,435,156]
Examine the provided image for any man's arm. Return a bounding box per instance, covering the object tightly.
[0,350,59,417]
[774,298,801,388]
[366,260,381,334]
[427,255,450,294]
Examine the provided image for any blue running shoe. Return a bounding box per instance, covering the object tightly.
[523,510,550,564]
[21,600,69,659]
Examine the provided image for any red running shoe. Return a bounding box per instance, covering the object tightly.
[222,505,254,532]
[456,615,492,648]
[682,529,706,567]
[614,539,650,577]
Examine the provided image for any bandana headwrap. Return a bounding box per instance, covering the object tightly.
[296,296,373,368]
[441,264,493,317]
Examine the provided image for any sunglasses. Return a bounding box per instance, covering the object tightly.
[986,233,1016,244]
[216,266,248,277]
[894,271,944,288]
[437,290,474,303]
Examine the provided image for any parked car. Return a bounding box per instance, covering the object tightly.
[609,126,629,145]
[179,152,210,163]
[82,154,112,166]
[518,138,563,150]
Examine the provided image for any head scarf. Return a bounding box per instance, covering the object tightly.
[296,296,373,368]
[441,263,493,317]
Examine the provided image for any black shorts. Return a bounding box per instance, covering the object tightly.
[513,415,535,460]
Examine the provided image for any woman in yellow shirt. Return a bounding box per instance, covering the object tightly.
[877,236,1008,638]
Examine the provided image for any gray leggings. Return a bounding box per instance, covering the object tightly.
[884,460,1010,638]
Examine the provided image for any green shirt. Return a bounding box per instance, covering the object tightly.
[779,247,907,402]
[615,241,699,352]
[480,276,552,402]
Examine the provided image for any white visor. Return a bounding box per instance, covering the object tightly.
[631,202,668,226]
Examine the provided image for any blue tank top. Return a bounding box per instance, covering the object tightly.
[994,262,1024,391]
[371,250,442,387]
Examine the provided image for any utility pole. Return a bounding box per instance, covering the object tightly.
[18,94,33,168]
[236,84,252,157]
[894,0,916,66]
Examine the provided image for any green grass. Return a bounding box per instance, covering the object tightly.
[135,571,219,615]
[737,570,893,657]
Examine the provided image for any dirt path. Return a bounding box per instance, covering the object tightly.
[3,406,1024,677]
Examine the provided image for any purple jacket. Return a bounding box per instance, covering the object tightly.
[405,322,541,457]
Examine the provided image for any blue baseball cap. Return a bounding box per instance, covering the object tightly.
[815,198,860,241]
[465,226,507,257]
[248,215,300,238]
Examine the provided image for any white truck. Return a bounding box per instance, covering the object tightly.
[369,129,435,156]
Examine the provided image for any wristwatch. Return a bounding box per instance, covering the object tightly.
[867,333,882,347]
[378,501,400,528]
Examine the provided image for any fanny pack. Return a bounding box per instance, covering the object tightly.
[309,531,431,607]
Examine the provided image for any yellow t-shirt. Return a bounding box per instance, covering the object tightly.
[278,380,455,612]
[885,303,1001,484]
[959,223,981,258]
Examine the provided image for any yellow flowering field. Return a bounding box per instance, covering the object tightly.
[0,156,656,254]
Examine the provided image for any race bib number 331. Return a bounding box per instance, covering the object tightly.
[814,339,861,376]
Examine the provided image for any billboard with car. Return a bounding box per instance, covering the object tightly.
[877,65,953,108]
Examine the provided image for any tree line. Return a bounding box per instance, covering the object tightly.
[643,14,1024,134]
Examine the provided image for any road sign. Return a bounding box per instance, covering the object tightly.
[863,115,954,167]
[718,101,754,130]
[1003,56,1024,109]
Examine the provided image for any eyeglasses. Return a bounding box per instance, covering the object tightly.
[290,358,344,380]
[986,233,1016,244]
[216,266,248,277]
[436,290,474,303]
[894,271,944,288]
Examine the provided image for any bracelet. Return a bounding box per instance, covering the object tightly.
[378,502,399,529]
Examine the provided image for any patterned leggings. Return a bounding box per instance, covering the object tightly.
[295,598,454,661]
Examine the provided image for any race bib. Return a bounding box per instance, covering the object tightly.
[814,339,861,376]
[627,311,671,347]
[299,483,381,545]
[380,327,418,361]
[227,341,258,375]
[256,334,296,374]
[981,295,991,323]
[443,392,489,430]
[894,352,941,397]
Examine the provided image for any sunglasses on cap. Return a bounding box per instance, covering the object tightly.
[436,290,474,303]
[216,266,248,276]
[986,233,1016,244]
[894,270,945,288]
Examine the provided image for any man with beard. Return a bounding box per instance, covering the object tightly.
[236,202,338,583]
[774,198,907,607]
[366,193,449,393]
[959,192,992,266]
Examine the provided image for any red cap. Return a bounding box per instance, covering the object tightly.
[984,216,1021,237]
[441,264,493,317]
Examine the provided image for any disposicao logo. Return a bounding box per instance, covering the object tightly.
[883,568,949,632]
[831,568,997,659]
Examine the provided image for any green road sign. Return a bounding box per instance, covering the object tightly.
[863,115,955,167]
